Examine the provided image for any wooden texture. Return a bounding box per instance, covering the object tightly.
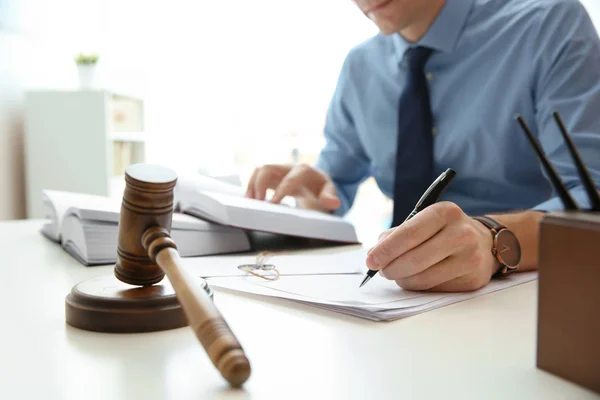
[144,227,251,387]
[114,164,178,286]
[65,274,202,333]
[112,163,250,386]
[537,211,600,394]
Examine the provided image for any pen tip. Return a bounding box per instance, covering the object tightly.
[359,275,371,288]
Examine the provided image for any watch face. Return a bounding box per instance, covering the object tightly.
[495,230,522,267]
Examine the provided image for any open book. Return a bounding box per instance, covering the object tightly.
[41,172,360,265]
[174,176,359,244]
[41,190,251,265]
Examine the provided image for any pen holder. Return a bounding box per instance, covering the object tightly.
[537,211,600,394]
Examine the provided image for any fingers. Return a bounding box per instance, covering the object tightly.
[270,165,338,210]
[394,255,471,291]
[394,250,490,292]
[245,168,259,198]
[254,168,282,201]
[245,165,289,201]
[367,201,496,293]
[244,163,340,212]
[367,229,395,255]
[379,224,461,280]
[427,271,490,292]
[317,181,341,210]
[270,165,310,204]
[366,206,448,271]
[379,219,484,280]
[377,229,394,243]
[366,202,464,271]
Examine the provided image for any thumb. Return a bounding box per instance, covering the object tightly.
[377,228,394,243]
[318,182,341,210]
[367,228,395,255]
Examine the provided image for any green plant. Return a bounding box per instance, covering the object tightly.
[74,53,99,65]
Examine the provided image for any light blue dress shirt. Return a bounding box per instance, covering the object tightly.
[315,0,600,217]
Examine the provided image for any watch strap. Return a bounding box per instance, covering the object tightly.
[472,215,505,232]
[472,215,519,277]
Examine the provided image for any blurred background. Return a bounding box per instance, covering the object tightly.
[1,0,599,236]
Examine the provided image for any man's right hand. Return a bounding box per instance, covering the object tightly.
[245,164,341,213]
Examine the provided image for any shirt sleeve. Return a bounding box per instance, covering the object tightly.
[315,49,371,216]
[531,1,600,212]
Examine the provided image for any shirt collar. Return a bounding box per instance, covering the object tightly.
[392,0,475,62]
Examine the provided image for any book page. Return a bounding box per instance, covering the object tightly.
[202,191,346,222]
[43,190,119,226]
[175,175,245,198]
[179,189,358,243]
[65,196,122,222]
[174,174,296,205]
[43,189,233,236]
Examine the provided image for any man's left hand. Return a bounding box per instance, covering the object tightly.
[366,202,499,292]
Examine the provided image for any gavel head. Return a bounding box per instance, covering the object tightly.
[114,164,178,286]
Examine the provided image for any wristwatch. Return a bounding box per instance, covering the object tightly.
[472,216,521,277]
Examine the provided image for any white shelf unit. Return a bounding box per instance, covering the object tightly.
[24,90,146,218]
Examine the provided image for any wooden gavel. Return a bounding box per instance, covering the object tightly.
[114,164,251,387]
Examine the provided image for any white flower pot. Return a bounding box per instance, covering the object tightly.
[77,64,96,89]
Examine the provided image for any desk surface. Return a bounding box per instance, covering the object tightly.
[1,220,598,400]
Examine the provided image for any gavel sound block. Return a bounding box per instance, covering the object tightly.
[537,211,600,394]
[65,164,251,387]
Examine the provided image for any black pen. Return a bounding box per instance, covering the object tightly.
[359,168,457,288]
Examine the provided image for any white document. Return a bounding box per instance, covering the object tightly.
[207,270,539,321]
[184,246,366,278]
[252,274,432,305]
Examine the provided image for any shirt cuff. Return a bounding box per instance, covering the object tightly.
[532,186,593,212]
[314,160,354,217]
[328,179,351,217]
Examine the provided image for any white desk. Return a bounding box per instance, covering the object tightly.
[1,220,598,400]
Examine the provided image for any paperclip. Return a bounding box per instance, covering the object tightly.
[237,263,280,281]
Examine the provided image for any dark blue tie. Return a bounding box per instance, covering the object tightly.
[391,46,434,227]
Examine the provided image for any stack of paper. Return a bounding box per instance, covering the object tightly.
[205,249,538,321]
[183,246,367,278]
[41,190,251,265]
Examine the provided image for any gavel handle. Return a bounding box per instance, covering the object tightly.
[142,227,251,387]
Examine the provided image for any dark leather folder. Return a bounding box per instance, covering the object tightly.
[537,211,600,394]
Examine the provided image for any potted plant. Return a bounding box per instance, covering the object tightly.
[74,53,99,89]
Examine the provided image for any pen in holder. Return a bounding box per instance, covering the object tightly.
[516,112,600,394]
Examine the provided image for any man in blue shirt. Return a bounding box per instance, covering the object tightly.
[245,0,600,291]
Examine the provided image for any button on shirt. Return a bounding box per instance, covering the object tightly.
[315,0,600,216]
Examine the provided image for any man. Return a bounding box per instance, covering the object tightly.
[245,0,600,292]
